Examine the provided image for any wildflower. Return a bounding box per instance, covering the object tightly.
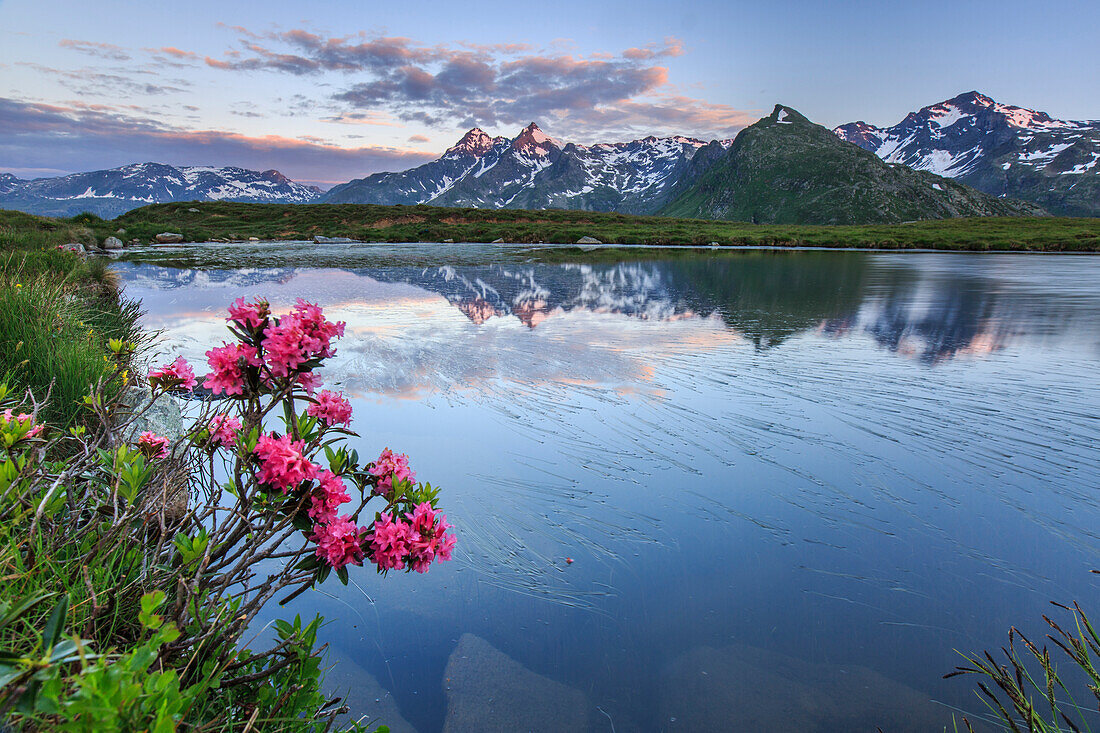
[261,299,345,379]
[253,433,317,492]
[367,512,412,571]
[405,502,456,573]
[227,297,269,330]
[149,356,197,391]
[1,409,43,439]
[295,371,323,396]
[369,448,414,496]
[312,514,365,570]
[137,431,170,459]
[206,414,241,448]
[308,470,351,522]
[307,390,353,427]
[204,342,260,396]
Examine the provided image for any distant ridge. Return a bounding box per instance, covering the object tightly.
[0,163,321,218]
[835,91,1100,217]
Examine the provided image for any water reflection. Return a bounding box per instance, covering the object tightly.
[113,246,1100,732]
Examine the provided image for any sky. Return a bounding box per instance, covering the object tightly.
[1,0,1097,188]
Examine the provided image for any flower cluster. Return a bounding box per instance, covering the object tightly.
[253,434,316,493]
[168,298,453,580]
[148,356,197,392]
[204,298,345,399]
[261,299,345,379]
[204,343,260,396]
[309,470,350,523]
[137,431,170,459]
[206,414,241,448]
[1,409,43,442]
[227,297,269,330]
[367,503,456,573]
[369,448,415,496]
[311,515,365,570]
[307,390,352,427]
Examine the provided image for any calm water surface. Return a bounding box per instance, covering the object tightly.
[114,243,1100,732]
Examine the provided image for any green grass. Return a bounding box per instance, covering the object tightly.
[0,210,142,427]
[95,201,1100,251]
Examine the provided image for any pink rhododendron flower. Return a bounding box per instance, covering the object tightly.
[307,390,352,427]
[366,504,455,573]
[309,470,351,523]
[295,371,323,396]
[227,297,268,330]
[253,434,317,492]
[2,410,43,438]
[368,512,413,571]
[369,448,415,495]
[312,514,365,570]
[203,342,260,396]
[207,414,241,448]
[261,300,345,379]
[137,431,170,458]
[405,502,456,573]
[149,356,197,391]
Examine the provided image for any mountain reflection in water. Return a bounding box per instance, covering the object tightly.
[113,246,1100,732]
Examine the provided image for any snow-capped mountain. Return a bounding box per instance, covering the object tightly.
[0,163,322,218]
[323,123,723,214]
[835,92,1100,216]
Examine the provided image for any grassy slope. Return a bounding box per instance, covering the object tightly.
[98,201,1100,251]
[0,210,140,426]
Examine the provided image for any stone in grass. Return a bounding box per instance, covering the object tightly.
[102,236,123,250]
[660,643,949,732]
[323,655,417,733]
[188,207,200,213]
[155,232,184,243]
[248,236,260,242]
[490,238,506,244]
[576,236,602,245]
[443,633,589,733]
[119,384,188,522]
[58,243,86,256]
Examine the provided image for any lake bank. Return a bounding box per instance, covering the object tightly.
[49,201,1100,252]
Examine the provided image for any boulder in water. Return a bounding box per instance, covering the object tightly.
[155,232,184,243]
[443,634,589,732]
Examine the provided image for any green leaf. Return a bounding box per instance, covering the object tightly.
[0,590,56,631]
[42,596,69,651]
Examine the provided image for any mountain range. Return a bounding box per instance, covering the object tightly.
[0,163,320,218]
[835,91,1100,216]
[1,91,1094,223]
[322,123,729,214]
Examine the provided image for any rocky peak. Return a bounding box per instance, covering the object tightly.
[445,128,499,157]
[511,122,561,156]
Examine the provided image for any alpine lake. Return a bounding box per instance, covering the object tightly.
[111,241,1100,732]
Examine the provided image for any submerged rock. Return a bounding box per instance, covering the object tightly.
[314,235,356,244]
[324,656,417,733]
[661,643,949,732]
[155,232,184,243]
[443,634,589,732]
